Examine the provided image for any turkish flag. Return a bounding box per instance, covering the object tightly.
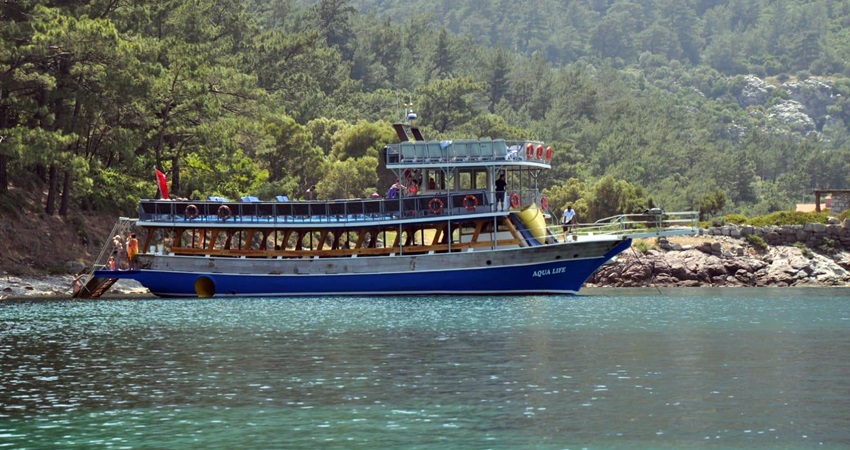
[156,168,169,199]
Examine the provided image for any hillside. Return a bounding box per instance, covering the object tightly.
[4,0,850,226]
[0,186,117,277]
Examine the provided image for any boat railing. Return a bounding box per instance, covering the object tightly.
[385,139,551,165]
[139,192,503,224]
[549,211,700,238]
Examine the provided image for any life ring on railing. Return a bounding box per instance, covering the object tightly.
[217,204,232,221]
[545,146,553,162]
[510,192,521,208]
[541,196,549,210]
[536,144,544,160]
[462,194,479,211]
[428,197,444,215]
[185,204,199,220]
[526,143,534,159]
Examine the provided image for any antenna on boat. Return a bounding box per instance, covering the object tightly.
[402,100,416,125]
[394,96,424,142]
[398,93,417,123]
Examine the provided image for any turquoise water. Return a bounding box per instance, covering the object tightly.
[1,288,849,449]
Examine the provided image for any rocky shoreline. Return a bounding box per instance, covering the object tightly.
[2,235,849,299]
[0,275,150,300]
[589,236,850,288]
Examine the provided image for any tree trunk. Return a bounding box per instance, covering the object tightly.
[0,88,8,193]
[0,153,7,194]
[59,169,71,216]
[45,165,58,215]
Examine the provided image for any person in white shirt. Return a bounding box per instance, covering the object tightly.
[562,205,576,241]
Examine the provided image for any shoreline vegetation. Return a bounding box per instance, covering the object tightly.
[2,235,848,300]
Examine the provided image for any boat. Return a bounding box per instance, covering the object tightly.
[76,110,699,298]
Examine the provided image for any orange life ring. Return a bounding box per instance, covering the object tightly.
[217,204,232,221]
[428,197,444,215]
[462,194,479,211]
[541,196,549,210]
[536,144,544,160]
[526,143,534,159]
[509,192,520,208]
[185,204,199,220]
[545,146,553,162]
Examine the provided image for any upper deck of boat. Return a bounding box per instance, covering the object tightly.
[384,138,553,170]
[137,190,508,228]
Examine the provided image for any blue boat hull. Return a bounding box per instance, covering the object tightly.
[97,239,631,297]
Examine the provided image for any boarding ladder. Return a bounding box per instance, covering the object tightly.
[73,217,138,299]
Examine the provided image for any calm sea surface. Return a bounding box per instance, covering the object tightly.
[1,288,849,449]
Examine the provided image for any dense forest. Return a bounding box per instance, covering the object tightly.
[2,0,850,223]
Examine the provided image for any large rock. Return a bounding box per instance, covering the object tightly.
[769,100,816,135]
[783,78,837,121]
[737,75,775,107]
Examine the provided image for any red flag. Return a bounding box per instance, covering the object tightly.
[156,168,169,199]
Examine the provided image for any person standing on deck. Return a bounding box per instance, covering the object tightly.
[127,233,140,270]
[562,205,576,241]
[306,185,316,200]
[113,235,127,270]
[495,173,507,211]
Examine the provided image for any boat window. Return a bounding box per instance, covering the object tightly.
[455,169,487,190]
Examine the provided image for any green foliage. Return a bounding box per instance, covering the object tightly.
[0,190,28,218]
[709,217,725,228]
[793,242,814,259]
[746,211,830,227]
[330,120,395,160]
[818,237,839,255]
[544,178,589,224]
[723,214,748,225]
[746,234,768,251]
[415,77,485,134]
[254,115,327,198]
[699,189,727,220]
[632,239,654,254]
[91,169,150,214]
[319,156,380,199]
[4,0,850,218]
[586,176,647,222]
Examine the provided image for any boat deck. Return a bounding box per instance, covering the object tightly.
[138,191,497,225]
